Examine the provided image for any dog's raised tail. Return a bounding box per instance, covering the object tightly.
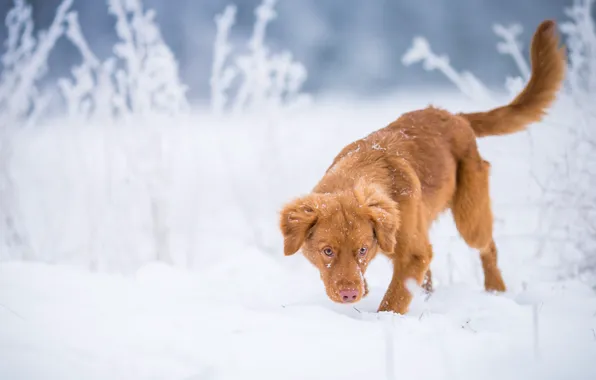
[459,20,566,138]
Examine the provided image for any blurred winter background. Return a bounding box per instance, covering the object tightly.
[0,0,595,379]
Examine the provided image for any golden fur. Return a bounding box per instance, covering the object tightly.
[279,20,566,314]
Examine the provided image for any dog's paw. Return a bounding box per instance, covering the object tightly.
[484,275,506,293]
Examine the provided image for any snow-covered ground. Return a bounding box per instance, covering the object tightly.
[1,258,596,380]
[1,93,595,379]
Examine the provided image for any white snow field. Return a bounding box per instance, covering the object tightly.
[1,93,595,380]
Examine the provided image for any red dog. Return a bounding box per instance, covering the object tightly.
[279,20,566,314]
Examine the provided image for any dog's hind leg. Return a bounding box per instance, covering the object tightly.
[451,155,506,292]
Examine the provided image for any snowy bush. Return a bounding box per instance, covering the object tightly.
[0,0,311,270]
[544,0,596,284]
[55,0,191,269]
[58,0,189,122]
[0,0,74,260]
[210,0,310,116]
[403,0,596,287]
[0,0,73,127]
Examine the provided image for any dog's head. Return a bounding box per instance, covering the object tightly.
[280,180,400,304]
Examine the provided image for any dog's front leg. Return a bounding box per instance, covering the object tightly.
[378,257,409,314]
[378,239,432,315]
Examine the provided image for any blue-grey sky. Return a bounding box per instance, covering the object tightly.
[0,0,575,101]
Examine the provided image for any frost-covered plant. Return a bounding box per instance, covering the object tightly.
[402,21,543,101]
[493,23,531,95]
[58,12,115,121]
[108,0,188,117]
[0,0,73,126]
[561,0,596,112]
[402,36,492,102]
[516,0,596,285]
[55,0,190,267]
[103,0,187,265]
[550,0,596,283]
[58,0,189,121]
[210,5,237,115]
[210,0,310,116]
[0,0,74,259]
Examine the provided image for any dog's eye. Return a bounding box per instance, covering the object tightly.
[358,246,368,256]
[322,247,334,257]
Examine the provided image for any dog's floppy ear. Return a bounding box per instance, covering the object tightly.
[279,194,321,256]
[354,181,400,253]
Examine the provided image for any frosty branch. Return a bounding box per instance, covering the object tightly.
[0,0,73,127]
[493,23,530,95]
[59,0,189,122]
[210,0,310,116]
[402,36,491,102]
[0,0,75,260]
